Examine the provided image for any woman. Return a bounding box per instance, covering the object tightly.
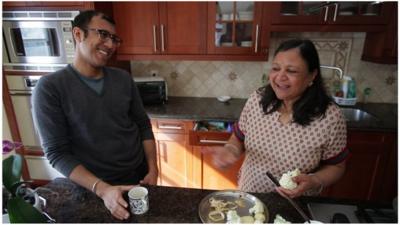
[205,39,349,198]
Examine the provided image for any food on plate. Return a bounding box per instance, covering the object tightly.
[273,214,291,224]
[249,199,264,214]
[208,210,225,222]
[240,215,255,223]
[205,194,267,223]
[279,168,301,190]
[254,212,266,223]
[209,197,238,212]
[235,199,246,208]
[226,210,241,223]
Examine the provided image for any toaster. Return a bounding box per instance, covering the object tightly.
[133,76,168,105]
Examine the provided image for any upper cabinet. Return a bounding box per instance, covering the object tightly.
[269,2,393,31]
[113,2,207,60]
[207,2,270,60]
[3,1,94,11]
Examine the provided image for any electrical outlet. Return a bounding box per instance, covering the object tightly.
[150,70,158,77]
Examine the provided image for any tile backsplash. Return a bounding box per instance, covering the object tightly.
[130,32,397,103]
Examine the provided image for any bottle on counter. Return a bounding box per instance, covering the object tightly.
[347,77,356,99]
[341,76,351,98]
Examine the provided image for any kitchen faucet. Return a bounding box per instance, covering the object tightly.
[320,65,343,80]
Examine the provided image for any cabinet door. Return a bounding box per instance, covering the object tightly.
[113,2,160,55]
[270,2,327,25]
[3,1,93,10]
[159,2,207,54]
[271,2,391,26]
[200,145,244,190]
[207,1,267,57]
[322,131,389,201]
[156,132,193,188]
[330,2,391,25]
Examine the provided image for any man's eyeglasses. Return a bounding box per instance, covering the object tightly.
[83,28,122,46]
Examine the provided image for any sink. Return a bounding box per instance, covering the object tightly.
[340,108,378,122]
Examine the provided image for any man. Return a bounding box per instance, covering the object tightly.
[32,10,158,220]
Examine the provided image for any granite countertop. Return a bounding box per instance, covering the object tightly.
[37,178,306,223]
[145,97,397,132]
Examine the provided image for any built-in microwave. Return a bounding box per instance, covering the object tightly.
[3,11,79,65]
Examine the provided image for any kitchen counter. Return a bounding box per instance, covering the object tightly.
[37,178,395,223]
[145,97,397,132]
[37,178,306,223]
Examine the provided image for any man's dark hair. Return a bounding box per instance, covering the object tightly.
[258,39,332,126]
[72,10,115,37]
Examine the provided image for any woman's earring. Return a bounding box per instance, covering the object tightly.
[308,81,313,87]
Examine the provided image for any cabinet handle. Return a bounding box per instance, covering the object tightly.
[153,25,157,53]
[333,3,338,22]
[161,24,165,52]
[324,6,329,22]
[254,24,259,53]
[199,139,228,144]
[159,125,182,130]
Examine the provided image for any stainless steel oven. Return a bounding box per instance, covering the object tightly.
[3,11,78,64]
[6,75,42,151]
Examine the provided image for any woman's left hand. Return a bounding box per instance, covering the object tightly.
[276,174,320,198]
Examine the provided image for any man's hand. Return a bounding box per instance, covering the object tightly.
[96,182,135,220]
[140,170,158,185]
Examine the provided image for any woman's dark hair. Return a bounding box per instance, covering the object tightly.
[259,39,332,126]
[72,10,115,37]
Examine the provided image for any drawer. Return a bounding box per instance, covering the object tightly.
[151,119,193,134]
[189,121,233,146]
[189,130,231,146]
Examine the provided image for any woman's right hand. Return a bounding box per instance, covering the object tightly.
[201,145,240,169]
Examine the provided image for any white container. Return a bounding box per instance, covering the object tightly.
[341,76,351,99]
[333,96,357,106]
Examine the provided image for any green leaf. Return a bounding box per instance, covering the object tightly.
[7,197,48,223]
[3,155,22,194]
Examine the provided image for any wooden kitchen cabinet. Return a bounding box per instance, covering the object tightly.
[3,1,93,10]
[207,2,270,60]
[113,2,207,60]
[321,130,397,202]
[151,119,199,188]
[362,2,397,64]
[269,2,392,32]
[189,122,244,190]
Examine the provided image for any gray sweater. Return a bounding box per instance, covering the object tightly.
[32,65,154,184]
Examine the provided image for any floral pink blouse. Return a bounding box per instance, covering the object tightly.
[234,90,349,194]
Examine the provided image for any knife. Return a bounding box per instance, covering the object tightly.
[266,171,311,223]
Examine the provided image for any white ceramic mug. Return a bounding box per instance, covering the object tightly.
[128,186,149,215]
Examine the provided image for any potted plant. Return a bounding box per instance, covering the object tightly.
[3,140,49,223]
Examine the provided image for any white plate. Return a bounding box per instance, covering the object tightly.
[217,96,231,102]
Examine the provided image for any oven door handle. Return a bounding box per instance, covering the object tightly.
[9,91,32,96]
[199,139,228,145]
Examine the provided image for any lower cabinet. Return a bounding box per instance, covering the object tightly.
[152,119,396,202]
[189,122,243,190]
[151,119,199,188]
[321,130,397,202]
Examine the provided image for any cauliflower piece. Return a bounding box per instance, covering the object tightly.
[279,168,301,190]
[254,213,266,222]
[249,200,264,214]
[226,210,241,224]
[240,216,255,224]
[273,214,291,224]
